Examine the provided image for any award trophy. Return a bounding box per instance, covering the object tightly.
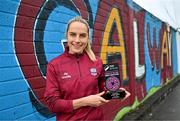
[102,63,126,100]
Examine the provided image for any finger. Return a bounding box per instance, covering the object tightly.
[125,90,131,97]
[99,97,110,103]
[121,90,131,100]
[119,87,125,90]
[96,91,105,96]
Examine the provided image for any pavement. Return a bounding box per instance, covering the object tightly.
[141,77,180,120]
[122,75,180,121]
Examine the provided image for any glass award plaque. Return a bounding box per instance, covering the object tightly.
[102,63,126,100]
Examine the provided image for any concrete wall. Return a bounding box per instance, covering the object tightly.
[0,0,179,120]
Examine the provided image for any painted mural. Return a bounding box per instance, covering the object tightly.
[0,0,179,120]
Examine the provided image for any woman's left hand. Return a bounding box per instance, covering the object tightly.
[119,87,131,100]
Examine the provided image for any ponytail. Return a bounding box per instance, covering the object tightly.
[85,41,97,61]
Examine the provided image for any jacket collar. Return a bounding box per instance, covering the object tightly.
[64,46,86,58]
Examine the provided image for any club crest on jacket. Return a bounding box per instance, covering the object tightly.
[90,68,97,76]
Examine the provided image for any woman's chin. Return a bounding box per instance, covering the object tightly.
[69,49,83,54]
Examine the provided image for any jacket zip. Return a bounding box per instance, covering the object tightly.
[77,56,82,77]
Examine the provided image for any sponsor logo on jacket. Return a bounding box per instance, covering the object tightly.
[61,72,71,79]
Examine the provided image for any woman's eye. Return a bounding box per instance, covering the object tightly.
[70,33,76,37]
[80,33,87,38]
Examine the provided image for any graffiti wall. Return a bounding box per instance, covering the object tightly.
[0,0,179,120]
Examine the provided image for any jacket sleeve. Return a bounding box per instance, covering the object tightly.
[44,63,73,113]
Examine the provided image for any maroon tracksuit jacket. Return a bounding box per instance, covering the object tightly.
[44,47,105,120]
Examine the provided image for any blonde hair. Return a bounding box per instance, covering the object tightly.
[66,16,96,61]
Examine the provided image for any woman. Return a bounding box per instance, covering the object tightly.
[44,16,129,120]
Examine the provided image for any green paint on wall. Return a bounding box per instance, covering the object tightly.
[114,86,161,121]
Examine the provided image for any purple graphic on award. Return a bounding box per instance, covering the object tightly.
[105,76,120,92]
[102,63,126,99]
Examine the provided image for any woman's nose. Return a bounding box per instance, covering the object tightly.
[74,36,80,42]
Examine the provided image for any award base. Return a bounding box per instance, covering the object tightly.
[102,89,126,100]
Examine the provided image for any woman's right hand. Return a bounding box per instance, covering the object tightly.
[73,91,109,110]
[83,91,109,107]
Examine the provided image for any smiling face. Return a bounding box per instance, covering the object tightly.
[66,21,89,54]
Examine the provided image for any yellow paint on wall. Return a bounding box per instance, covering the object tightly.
[161,30,170,69]
[100,8,127,80]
